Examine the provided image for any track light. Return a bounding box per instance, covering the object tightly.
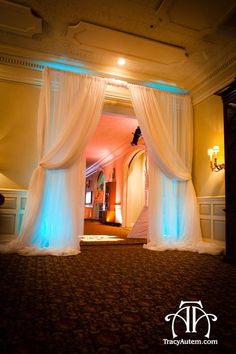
[131,126,142,146]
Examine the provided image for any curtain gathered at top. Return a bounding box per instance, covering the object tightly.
[128,85,224,255]
[0,69,224,256]
[0,67,106,255]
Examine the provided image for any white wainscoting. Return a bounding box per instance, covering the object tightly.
[197,196,225,243]
[0,189,28,241]
[0,189,225,244]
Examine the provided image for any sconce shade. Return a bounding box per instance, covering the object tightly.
[213,145,219,152]
[208,145,225,172]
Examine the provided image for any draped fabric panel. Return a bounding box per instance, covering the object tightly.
[128,85,223,254]
[128,86,191,181]
[1,68,106,256]
[0,71,224,256]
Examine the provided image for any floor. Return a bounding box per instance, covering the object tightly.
[84,219,130,237]
[82,219,146,245]
[0,244,235,353]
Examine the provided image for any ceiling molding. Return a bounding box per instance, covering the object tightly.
[0,55,133,105]
[0,52,43,71]
[67,21,187,65]
[203,55,236,82]
[1,45,235,104]
[191,53,236,105]
[0,50,187,91]
[0,61,42,86]
[0,0,42,38]
[157,0,236,38]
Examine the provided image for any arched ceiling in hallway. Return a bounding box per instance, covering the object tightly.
[85,113,138,170]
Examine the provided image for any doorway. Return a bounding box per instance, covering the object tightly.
[84,111,140,237]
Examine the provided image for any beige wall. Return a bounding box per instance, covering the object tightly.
[0,80,39,189]
[193,95,225,197]
[0,75,225,199]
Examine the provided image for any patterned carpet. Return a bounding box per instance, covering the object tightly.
[0,243,236,354]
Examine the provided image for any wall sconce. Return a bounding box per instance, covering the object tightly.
[207,145,225,172]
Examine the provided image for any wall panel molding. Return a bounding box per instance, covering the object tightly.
[0,189,28,241]
[0,190,226,244]
[197,195,225,243]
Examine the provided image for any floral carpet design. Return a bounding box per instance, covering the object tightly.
[0,245,235,353]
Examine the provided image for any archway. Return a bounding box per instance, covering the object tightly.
[7,69,208,256]
[124,150,146,229]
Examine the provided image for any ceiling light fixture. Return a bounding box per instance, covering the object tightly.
[117,57,126,66]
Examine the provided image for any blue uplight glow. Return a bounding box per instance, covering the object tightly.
[35,60,188,94]
[31,169,76,249]
[144,81,188,94]
[37,61,92,75]
[162,177,183,241]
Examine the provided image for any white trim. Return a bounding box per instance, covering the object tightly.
[0,49,187,94]
[0,45,235,107]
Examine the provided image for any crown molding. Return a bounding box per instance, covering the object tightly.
[0,44,188,90]
[0,50,186,101]
[0,61,42,86]
[190,53,236,105]
[1,44,235,104]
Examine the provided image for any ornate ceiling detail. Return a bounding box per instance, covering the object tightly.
[0,53,43,71]
[0,0,235,104]
[67,21,187,65]
[0,0,42,38]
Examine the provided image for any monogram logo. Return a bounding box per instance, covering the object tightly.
[165,301,217,339]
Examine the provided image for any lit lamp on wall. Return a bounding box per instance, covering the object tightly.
[207,145,225,172]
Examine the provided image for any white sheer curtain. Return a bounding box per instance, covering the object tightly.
[0,67,106,256]
[0,71,224,256]
[128,85,224,255]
